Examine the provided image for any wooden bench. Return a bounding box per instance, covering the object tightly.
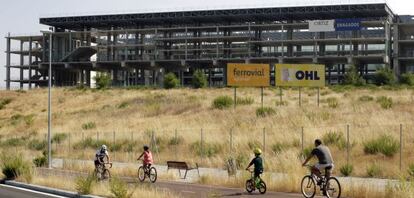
[166,161,200,179]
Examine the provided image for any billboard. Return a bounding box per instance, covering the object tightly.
[275,64,325,87]
[335,19,361,31]
[309,20,335,32]
[227,63,270,87]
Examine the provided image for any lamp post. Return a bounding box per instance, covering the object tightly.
[41,27,53,169]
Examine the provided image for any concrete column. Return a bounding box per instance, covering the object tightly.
[86,70,91,87]
[6,34,11,90]
[80,70,85,86]
[29,37,33,89]
[107,31,111,61]
[319,32,325,56]
[287,21,293,57]
[113,69,118,86]
[393,23,400,76]
[20,41,24,89]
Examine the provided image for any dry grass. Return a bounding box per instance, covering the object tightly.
[1,87,414,179]
[30,173,179,198]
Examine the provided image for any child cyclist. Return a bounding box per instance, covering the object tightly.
[137,145,153,169]
[246,148,264,184]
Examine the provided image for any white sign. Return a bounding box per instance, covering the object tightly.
[309,20,335,32]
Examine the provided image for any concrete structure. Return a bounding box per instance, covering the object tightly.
[4,3,414,89]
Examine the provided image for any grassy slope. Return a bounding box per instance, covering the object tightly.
[1,87,414,178]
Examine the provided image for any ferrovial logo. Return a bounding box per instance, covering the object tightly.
[233,68,265,77]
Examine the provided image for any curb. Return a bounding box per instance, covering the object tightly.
[4,180,101,198]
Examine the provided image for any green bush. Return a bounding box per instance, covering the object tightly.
[400,73,414,86]
[256,107,276,117]
[73,137,109,150]
[326,97,339,108]
[10,114,23,126]
[109,177,133,198]
[28,139,47,151]
[0,153,32,181]
[164,72,179,89]
[408,164,414,178]
[275,101,288,106]
[168,136,184,146]
[190,141,222,157]
[192,70,207,89]
[0,98,12,110]
[343,65,365,86]
[82,122,96,130]
[236,97,254,106]
[117,102,129,109]
[24,114,35,126]
[272,142,288,154]
[212,96,233,109]
[52,133,68,144]
[376,96,393,109]
[33,151,47,167]
[75,174,95,195]
[359,95,374,102]
[322,131,346,150]
[2,137,26,147]
[374,68,396,86]
[363,135,399,157]
[340,164,353,177]
[367,163,382,177]
[94,72,112,90]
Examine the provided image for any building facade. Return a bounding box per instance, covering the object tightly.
[4,3,414,89]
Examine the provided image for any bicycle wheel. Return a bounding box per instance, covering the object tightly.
[149,167,157,183]
[102,169,111,180]
[326,177,341,198]
[138,166,145,182]
[301,175,316,198]
[94,169,102,180]
[245,179,255,193]
[258,180,267,194]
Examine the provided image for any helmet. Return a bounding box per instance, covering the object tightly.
[253,148,262,155]
[143,145,149,150]
[101,145,107,151]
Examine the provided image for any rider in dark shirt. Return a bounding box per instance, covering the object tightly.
[246,148,264,181]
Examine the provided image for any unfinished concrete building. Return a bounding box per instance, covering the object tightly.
[4,2,414,89]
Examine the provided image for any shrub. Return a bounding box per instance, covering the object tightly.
[408,164,414,178]
[33,151,47,167]
[212,96,233,109]
[275,101,288,106]
[73,137,109,150]
[363,135,399,157]
[75,174,95,195]
[10,114,23,126]
[340,164,353,177]
[192,70,207,89]
[256,107,276,117]
[28,139,47,151]
[110,177,133,198]
[82,122,96,130]
[0,98,12,110]
[326,97,339,108]
[343,65,365,86]
[272,142,288,154]
[190,141,222,157]
[117,102,129,109]
[400,73,414,86]
[94,72,112,89]
[168,136,184,146]
[2,137,26,147]
[359,95,374,102]
[374,68,396,86]
[376,96,393,109]
[322,131,346,150]
[24,114,35,126]
[236,97,254,106]
[367,163,382,177]
[164,72,179,89]
[0,153,32,181]
[52,133,68,144]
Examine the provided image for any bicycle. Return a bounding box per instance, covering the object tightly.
[94,162,112,181]
[301,165,341,198]
[137,164,157,183]
[245,169,266,194]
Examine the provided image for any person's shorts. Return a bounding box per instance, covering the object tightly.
[254,169,263,178]
[315,163,334,172]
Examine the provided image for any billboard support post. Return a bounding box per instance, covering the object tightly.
[279,87,282,103]
[317,87,320,107]
[261,87,264,108]
[234,87,237,109]
[299,87,302,107]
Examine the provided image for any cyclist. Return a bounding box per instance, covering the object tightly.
[137,145,153,169]
[95,145,111,169]
[302,139,334,185]
[245,148,264,184]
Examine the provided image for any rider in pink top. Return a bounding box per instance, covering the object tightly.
[137,145,153,167]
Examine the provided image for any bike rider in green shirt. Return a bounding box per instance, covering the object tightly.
[246,148,264,183]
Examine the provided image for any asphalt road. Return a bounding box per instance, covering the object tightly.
[0,184,65,198]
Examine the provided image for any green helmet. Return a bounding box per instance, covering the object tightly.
[253,148,262,155]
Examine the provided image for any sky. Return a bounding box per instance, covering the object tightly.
[0,0,413,89]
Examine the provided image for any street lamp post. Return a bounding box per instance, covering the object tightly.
[42,27,53,169]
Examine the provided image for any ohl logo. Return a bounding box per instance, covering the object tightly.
[295,71,320,81]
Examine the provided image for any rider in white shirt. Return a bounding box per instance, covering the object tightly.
[94,145,110,168]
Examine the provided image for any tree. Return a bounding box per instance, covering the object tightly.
[343,65,365,86]
[164,72,179,89]
[373,68,396,86]
[94,72,112,89]
[192,70,207,88]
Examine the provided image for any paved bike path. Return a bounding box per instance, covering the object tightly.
[0,184,65,198]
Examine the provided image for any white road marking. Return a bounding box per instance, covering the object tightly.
[181,190,196,194]
[0,184,67,198]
